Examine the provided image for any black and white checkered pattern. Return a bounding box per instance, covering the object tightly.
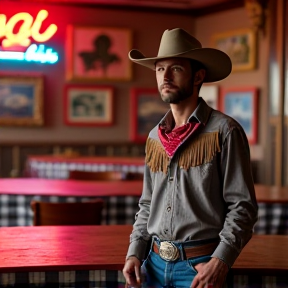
[0,271,287,287]
[0,270,126,287]
[0,194,33,226]
[27,159,144,179]
[0,194,140,227]
[226,274,288,288]
[254,203,288,234]
[1,194,288,235]
[1,194,288,236]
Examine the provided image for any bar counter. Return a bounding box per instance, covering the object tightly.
[0,225,287,287]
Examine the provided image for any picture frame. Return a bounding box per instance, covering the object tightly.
[212,28,256,71]
[199,84,219,110]
[130,88,169,142]
[0,74,44,126]
[66,25,132,81]
[220,87,258,144]
[64,85,114,126]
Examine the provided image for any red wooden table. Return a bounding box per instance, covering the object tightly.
[1,179,288,202]
[0,225,287,273]
[0,225,131,272]
[253,184,288,203]
[0,178,143,197]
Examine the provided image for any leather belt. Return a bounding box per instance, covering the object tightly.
[153,241,218,261]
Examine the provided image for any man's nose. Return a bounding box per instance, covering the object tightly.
[163,69,172,81]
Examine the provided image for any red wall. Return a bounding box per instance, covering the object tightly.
[0,1,195,143]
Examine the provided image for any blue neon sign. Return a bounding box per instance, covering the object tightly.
[0,44,59,64]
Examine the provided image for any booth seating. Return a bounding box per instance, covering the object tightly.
[30,199,104,226]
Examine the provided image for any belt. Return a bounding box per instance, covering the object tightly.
[153,240,218,261]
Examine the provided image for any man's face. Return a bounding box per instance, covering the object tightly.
[155,58,194,104]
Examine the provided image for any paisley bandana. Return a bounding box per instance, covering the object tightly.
[158,122,198,158]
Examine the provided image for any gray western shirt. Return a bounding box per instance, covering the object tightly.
[127,98,258,268]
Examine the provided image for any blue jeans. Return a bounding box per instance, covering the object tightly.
[140,240,212,288]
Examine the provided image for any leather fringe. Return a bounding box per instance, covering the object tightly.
[145,132,221,173]
[145,138,170,174]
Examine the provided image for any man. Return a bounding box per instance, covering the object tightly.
[123,28,258,288]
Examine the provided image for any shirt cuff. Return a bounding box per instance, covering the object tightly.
[211,241,240,268]
[126,239,149,261]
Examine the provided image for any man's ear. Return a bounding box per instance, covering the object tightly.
[194,69,206,85]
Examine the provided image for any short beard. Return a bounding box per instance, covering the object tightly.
[159,86,193,104]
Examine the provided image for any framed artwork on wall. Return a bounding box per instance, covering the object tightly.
[0,74,44,126]
[199,84,219,110]
[212,28,256,71]
[220,87,258,144]
[130,88,169,142]
[64,85,114,126]
[66,26,132,81]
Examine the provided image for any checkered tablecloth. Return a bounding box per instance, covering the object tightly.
[0,194,287,235]
[0,270,126,288]
[0,270,287,287]
[254,203,288,234]
[0,194,140,226]
[26,159,144,179]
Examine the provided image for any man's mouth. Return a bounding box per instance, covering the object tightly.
[161,84,176,90]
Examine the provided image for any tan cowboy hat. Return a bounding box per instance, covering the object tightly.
[129,28,232,83]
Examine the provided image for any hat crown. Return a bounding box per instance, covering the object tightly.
[157,28,202,57]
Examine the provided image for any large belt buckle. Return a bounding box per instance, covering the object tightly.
[159,241,179,261]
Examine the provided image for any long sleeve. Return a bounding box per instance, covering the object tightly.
[211,125,258,267]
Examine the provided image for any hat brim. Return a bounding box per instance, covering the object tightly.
[129,48,232,83]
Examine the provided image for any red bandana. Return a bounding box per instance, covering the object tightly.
[158,122,199,158]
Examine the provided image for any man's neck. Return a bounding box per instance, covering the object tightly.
[170,96,198,127]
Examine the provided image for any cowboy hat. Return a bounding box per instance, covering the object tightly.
[128,28,232,83]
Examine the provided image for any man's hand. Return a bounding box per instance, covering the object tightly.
[191,257,229,288]
[123,256,142,287]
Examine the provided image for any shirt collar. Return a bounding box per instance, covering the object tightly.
[159,97,213,130]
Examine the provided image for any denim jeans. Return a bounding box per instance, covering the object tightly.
[140,240,212,288]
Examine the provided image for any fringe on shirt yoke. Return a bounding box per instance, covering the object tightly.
[145,131,221,173]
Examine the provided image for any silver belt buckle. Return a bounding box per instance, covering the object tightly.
[159,241,179,261]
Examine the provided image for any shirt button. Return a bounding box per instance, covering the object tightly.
[169,177,174,181]
[167,206,171,212]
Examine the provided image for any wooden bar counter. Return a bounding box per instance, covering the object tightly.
[0,225,287,287]
[0,225,287,273]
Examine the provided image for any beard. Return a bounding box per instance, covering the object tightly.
[158,83,194,104]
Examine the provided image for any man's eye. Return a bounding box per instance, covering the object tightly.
[172,66,182,71]
[156,67,164,71]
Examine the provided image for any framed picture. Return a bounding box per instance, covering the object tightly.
[130,88,169,142]
[0,74,44,126]
[64,85,114,126]
[199,84,219,110]
[212,28,256,71]
[220,87,258,144]
[66,26,132,81]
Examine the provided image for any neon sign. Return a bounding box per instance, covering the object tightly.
[0,10,59,64]
[0,44,58,64]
